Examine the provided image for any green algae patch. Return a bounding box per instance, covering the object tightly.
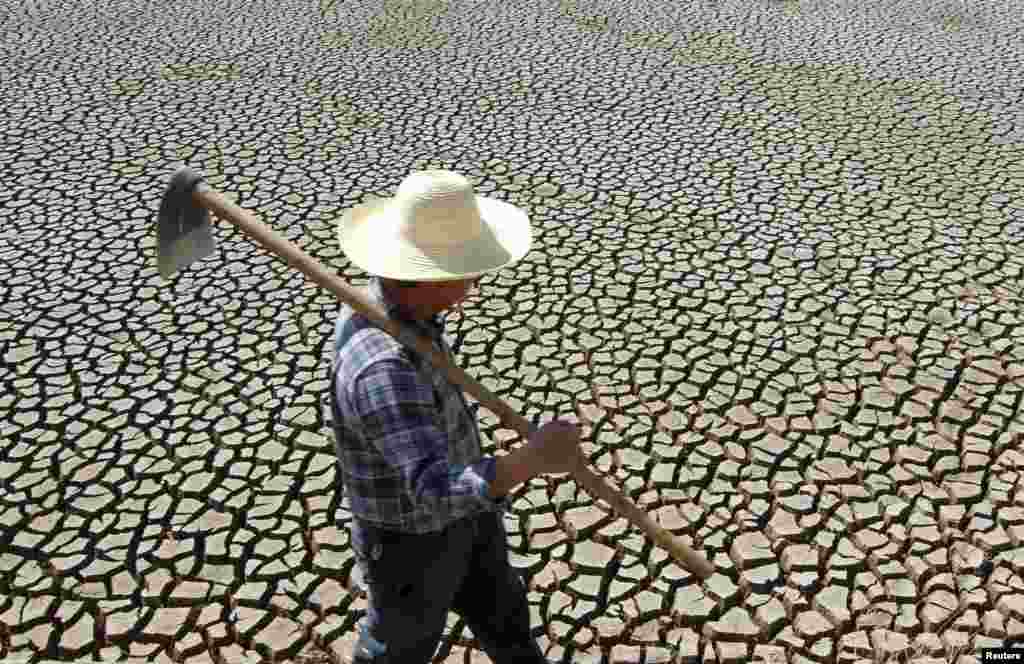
[623,30,676,51]
[366,0,450,49]
[111,78,146,98]
[160,63,242,82]
[671,31,755,66]
[558,0,611,34]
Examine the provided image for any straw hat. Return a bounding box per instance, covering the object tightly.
[337,170,533,282]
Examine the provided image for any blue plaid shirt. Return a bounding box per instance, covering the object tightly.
[329,277,506,533]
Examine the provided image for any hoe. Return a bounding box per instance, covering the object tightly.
[155,166,715,580]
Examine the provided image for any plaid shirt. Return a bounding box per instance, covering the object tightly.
[329,277,506,533]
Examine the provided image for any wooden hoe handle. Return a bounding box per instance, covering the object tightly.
[195,186,716,580]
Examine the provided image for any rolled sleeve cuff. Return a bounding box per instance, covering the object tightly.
[470,456,507,510]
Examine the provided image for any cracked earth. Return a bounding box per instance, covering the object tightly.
[1,0,1023,662]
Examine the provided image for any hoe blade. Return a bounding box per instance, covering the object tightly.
[156,166,216,279]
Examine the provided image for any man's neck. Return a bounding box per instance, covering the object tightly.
[381,280,434,322]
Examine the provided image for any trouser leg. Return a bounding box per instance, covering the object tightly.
[350,517,476,663]
[451,511,548,664]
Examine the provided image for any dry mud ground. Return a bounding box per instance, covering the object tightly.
[2,0,1024,662]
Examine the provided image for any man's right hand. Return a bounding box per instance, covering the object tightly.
[487,419,585,499]
[523,419,584,475]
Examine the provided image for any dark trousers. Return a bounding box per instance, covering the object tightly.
[350,509,548,664]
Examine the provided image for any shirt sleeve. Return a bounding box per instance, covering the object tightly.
[349,357,498,509]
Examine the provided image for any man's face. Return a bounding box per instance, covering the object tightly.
[419,277,480,313]
[386,277,481,319]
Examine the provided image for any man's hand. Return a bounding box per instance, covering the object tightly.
[523,419,584,475]
[487,419,584,499]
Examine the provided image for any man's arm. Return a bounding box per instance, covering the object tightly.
[351,359,506,508]
[349,358,582,505]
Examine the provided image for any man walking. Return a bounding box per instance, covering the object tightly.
[329,170,584,663]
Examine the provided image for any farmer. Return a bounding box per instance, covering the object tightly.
[329,170,585,663]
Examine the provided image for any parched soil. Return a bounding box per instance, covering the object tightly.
[1,0,1023,662]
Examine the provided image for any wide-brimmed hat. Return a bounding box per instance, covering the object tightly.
[337,170,533,282]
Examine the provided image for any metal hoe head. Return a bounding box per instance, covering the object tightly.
[156,166,217,279]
